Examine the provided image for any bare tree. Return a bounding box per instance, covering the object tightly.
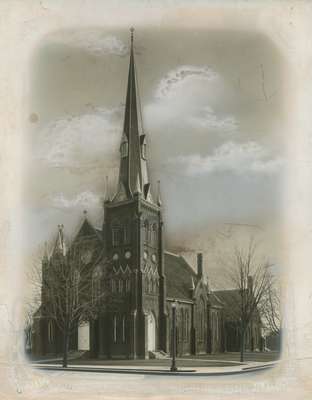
[46,245,106,367]
[221,238,274,362]
[260,275,281,336]
[23,244,49,354]
[29,236,108,368]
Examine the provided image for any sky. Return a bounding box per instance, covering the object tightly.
[23,27,287,277]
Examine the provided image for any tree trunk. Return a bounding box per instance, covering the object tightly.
[62,331,69,368]
[240,321,245,362]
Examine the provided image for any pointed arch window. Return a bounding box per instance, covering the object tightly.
[144,220,149,244]
[125,279,131,292]
[185,310,189,342]
[152,223,157,245]
[111,279,116,293]
[198,310,203,341]
[118,279,123,293]
[198,299,205,342]
[48,320,55,343]
[122,315,126,343]
[92,266,102,304]
[142,143,147,159]
[140,135,147,160]
[123,223,131,245]
[120,134,128,158]
[113,315,117,343]
[148,277,152,293]
[112,226,121,247]
[145,276,149,293]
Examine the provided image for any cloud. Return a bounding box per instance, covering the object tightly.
[189,106,238,133]
[155,65,219,99]
[35,107,122,169]
[52,31,128,56]
[168,141,283,176]
[51,191,100,209]
[145,65,236,136]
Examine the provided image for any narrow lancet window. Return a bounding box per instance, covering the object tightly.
[122,315,126,343]
[113,315,117,343]
[112,226,121,247]
[118,279,123,293]
[152,223,157,245]
[120,134,128,158]
[124,223,131,244]
[140,134,147,159]
[48,320,54,343]
[144,220,149,244]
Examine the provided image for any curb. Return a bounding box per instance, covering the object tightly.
[32,363,276,377]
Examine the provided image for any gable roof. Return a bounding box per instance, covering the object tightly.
[213,289,241,320]
[209,292,225,308]
[74,218,103,242]
[68,218,104,266]
[164,251,198,301]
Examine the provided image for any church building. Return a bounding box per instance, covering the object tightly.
[32,30,262,359]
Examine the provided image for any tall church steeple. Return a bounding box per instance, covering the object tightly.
[103,31,166,358]
[113,28,152,203]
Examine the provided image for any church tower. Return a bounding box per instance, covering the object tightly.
[103,28,167,359]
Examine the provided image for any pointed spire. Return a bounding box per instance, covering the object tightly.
[113,181,128,202]
[134,173,141,194]
[55,224,66,257]
[43,241,49,262]
[130,26,134,43]
[104,175,111,202]
[83,209,88,219]
[112,28,153,203]
[157,180,162,206]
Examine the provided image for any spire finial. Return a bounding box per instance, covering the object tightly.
[190,276,195,291]
[134,173,141,194]
[43,241,48,261]
[104,175,111,202]
[130,27,134,43]
[56,224,66,256]
[157,180,162,207]
[83,209,88,218]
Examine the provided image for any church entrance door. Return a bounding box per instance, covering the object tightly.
[147,312,156,351]
[78,321,90,351]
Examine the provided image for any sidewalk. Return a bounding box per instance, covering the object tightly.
[32,360,279,376]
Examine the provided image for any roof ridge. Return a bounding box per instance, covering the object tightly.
[164,250,180,258]
[165,252,197,276]
[178,255,198,276]
[211,292,225,305]
[73,216,103,243]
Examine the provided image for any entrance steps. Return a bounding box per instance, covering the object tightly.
[149,350,169,359]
